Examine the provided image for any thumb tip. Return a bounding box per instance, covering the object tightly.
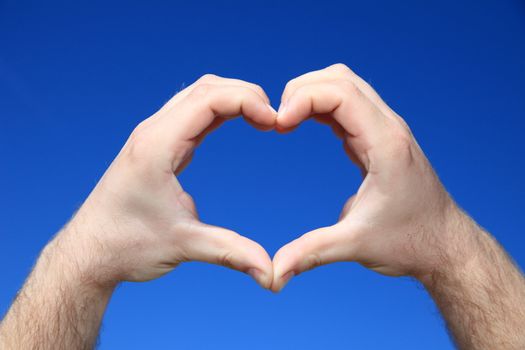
[247,268,272,290]
[270,271,295,293]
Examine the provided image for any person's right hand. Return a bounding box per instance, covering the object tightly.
[53,75,276,289]
[271,64,471,291]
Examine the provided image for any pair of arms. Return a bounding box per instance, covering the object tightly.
[1,64,524,349]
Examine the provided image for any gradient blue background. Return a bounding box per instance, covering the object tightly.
[1,1,524,348]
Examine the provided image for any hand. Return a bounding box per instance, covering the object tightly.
[271,63,463,291]
[57,75,276,289]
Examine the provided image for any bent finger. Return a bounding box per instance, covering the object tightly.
[163,74,271,110]
[184,223,274,289]
[277,81,387,169]
[271,223,357,292]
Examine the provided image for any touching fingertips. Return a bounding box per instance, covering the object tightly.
[282,270,295,287]
[276,100,293,131]
[267,104,278,128]
[274,271,295,293]
[267,103,278,115]
[277,101,287,116]
[247,268,271,290]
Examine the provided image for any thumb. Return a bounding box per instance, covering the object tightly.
[183,222,273,289]
[271,223,357,292]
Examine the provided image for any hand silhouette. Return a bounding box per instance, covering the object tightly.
[271,64,457,292]
[60,75,276,288]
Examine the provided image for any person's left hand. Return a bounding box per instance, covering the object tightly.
[270,64,458,292]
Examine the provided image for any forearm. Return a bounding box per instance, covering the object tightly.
[0,77,277,348]
[0,227,115,350]
[421,209,525,349]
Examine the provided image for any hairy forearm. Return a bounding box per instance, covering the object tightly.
[421,209,525,349]
[0,228,115,350]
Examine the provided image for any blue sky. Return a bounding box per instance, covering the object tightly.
[1,0,524,348]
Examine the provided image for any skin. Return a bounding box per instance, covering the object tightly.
[1,65,524,349]
[271,64,525,348]
[0,75,277,349]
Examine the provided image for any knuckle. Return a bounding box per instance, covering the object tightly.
[125,123,154,163]
[329,63,351,74]
[391,127,412,146]
[388,126,414,157]
[395,114,412,132]
[129,119,153,145]
[305,253,322,272]
[130,119,148,137]
[189,83,214,99]
[219,251,235,269]
[197,73,218,84]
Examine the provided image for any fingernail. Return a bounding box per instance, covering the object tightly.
[248,268,268,289]
[278,271,295,292]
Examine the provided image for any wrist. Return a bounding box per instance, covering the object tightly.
[416,203,486,288]
[0,223,117,349]
[46,220,120,293]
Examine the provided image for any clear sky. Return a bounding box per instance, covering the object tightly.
[1,0,524,349]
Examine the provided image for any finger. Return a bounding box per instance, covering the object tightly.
[275,113,335,134]
[193,117,227,147]
[174,84,275,140]
[151,74,274,141]
[184,223,274,289]
[245,117,276,131]
[277,81,387,169]
[163,74,271,110]
[178,76,277,132]
[281,63,392,117]
[271,223,357,292]
[311,115,365,171]
[279,80,381,136]
[151,84,276,172]
[172,118,226,176]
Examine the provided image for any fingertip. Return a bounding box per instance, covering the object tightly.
[270,226,346,291]
[187,224,274,288]
[276,101,289,128]
[277,101,287,115]
[267,103,278,115]
[248,99,277,130]
[274,105,301,133]
[244,241,274,289]
[280,271,295,291]
[265,103,278,131]
[248,267,273,290]
[276,97,303,132]
[271,271,295,293]
[270,247,295,292]
[245,118,275,132]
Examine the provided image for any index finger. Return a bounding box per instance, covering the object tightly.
[153,83,276,172]
[277,79,388,167]
[171,83,276,141]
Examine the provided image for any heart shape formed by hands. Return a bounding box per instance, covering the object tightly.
[72,63,452,293]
